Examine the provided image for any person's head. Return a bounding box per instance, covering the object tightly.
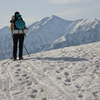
[14,11,22,20]
[15,11,20,16]
[15,11,20,18]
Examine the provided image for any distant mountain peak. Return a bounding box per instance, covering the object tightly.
[48,15,67,21]
[50,15,60,19]
[92,18,99,21]
[92,18,100,24]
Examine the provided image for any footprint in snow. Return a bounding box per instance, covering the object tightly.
[42,97,47,100]
[15,71,19,74]
[26,80,32,85]
[56,69,61,73]
[32,89,38,93]
[64,72,69,78]
[15,64,20,67]
[21,73,27,77]
[65,78,71,82]
[56,76,62,80]
[29,94,37,98]
[14,74,19,77]
[17,69,21,71]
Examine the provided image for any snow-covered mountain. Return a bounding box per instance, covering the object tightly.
[0,15,100,60]
[0,41,100,100]
[50,18,100,49]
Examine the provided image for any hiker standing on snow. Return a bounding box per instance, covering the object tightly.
[10,11,26,61]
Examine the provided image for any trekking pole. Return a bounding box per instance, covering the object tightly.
[11,33,13,59]
[23,44,30,57]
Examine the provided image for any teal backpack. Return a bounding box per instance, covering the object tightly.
[15,14,26,30]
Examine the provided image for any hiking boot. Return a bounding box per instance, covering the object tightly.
[13,58,16,61]
[19,57,23,60]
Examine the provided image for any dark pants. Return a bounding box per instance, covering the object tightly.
[13,34,24,59]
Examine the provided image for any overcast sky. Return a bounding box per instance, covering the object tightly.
[0,0,100,29]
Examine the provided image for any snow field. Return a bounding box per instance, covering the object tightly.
[0,42,100,100]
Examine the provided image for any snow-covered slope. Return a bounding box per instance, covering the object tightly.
[0,15,100,60]
[0,41,100,100]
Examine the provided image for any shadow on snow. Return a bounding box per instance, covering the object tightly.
[36,56,88,62]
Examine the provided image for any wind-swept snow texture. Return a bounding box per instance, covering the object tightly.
[0,15,100,60]
[0,41,100,100]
